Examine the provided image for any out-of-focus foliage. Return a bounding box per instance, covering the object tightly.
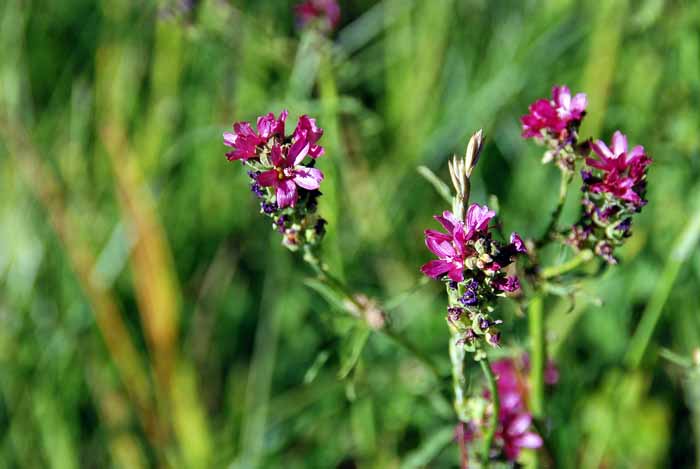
[0,0,698,467]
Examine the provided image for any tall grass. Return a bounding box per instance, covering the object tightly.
[0,0,699,467]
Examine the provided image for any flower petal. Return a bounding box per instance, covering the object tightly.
[611,130,628,156]
[293,167,324,190]
[269,144,284,167]
[507,413,532,436]
[425,235,456,259]
[289,134,311,166]
[434,211,458,233]
[223,132,236,147]
[421,260,452,279]
[447,267,464,283]
[591,140,614,160]
[257,170,278,187]
[276,179,298,208]
[514,432,543,449]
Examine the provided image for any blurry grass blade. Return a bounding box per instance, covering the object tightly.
[304,350,331,384]
[1,121,157,444]
[100,125,180,405]
[400,425,455,469]
[92,222,135,288]
[338,325,370,379]
[625,205,700,368]
[171,363,213,468]
[417,165,453,204]
[579,0,629,138]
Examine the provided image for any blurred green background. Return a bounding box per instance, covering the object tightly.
[1,0,699,467]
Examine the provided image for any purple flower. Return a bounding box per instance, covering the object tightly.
[223,110,288,162]
[465,204,495,237]
[257,142,324,208]
[489,358,545,461]
[552,85,587,121]
[421,205,501,282]
[500,412,543,460]
[510,232,527,254]
[460,279,480,306]
[421,211,469,282]
[586,130,652,207]
[521,85,587,139]
[293,115,325,158]
[493,275,520,293]
[295,0,340,31]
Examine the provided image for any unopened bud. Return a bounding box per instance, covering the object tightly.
[464,129,484,177]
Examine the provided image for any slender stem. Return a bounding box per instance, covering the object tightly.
[537,169,573,248]
[528,294,545,419]
[449,331,469,422]
[304,246,443,382]
[540,249,593,279]
[480,358,499,467]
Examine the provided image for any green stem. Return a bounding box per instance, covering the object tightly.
[480,358,499,467]
[528,294,545,419]
[537,169,573,248]
[540,249,594,279]
[449,331,469,422]
[304,246,443,382]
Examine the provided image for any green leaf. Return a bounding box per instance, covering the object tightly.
[417,166,452,204]
[337,325,370,379]
[400,425,455,469]
[303,350,331,384]
[304,277,348,313]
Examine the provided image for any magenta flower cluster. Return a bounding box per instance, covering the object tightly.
[295,0,340,32]
[421,204,527,348]
[569,131,652,263]
[521,85,588,169]
[521,85,652,264]
[489,358,546,461]
[456,356,559,462]
[223,111,327,250]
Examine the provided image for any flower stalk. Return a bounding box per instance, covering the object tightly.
[528,294,545,419]
[480,357,499,465]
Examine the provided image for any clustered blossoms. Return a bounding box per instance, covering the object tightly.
[223,111,327,251]
[458,356,558,462]
[567,131,652,263]
[521,85,652,265]
[295,0,340,32]
[421,198,527,350]
[521,85,589,170]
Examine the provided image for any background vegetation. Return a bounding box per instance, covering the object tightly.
[1,0,699,467]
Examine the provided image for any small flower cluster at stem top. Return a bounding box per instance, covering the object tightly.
[295,0,340,32]
[223,110,327,251]
[521,85,652,264]
[457,356,558,462]
[521,85,588,171]
[568,131,652,263]
[421,204,527,351]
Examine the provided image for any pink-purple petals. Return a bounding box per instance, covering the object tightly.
[568,130,652,264]
[422,203,527,351]
[295,0,340,32]
[224,111,327,251]
[521,85,587,140]
[458,356,554,462]
[586,130,651,207]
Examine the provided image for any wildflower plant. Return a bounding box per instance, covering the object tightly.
[414,85,651,467]
[224,110,442,387]
[224,111,327,252]
[226,84,651,468]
